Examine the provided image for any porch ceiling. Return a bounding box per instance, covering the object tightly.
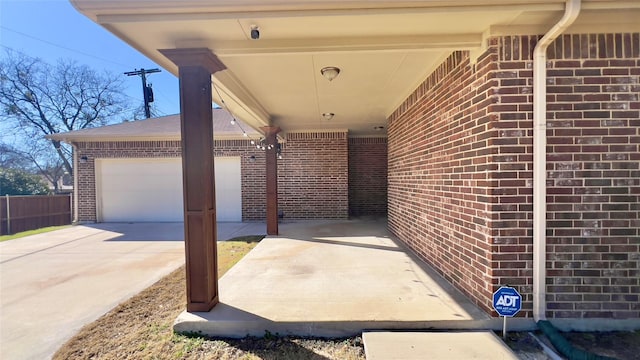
[71,0,640,136]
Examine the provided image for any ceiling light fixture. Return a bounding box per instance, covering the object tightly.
[322,112,335,121]
[320,67,340,81]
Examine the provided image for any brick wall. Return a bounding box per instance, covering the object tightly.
[495,34,639,319]
[75,132,350,222]
[348,137,388,216]
[278,131,349,219]
[387,32,639,319]
[389,34,640,318]
[388,50,498,314]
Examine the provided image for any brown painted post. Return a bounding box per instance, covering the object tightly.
[160,48,226,312]
[261,127,281,235]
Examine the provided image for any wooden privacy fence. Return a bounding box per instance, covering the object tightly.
[0,194,72,235]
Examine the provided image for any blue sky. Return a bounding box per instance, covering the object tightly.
[0,0,181,117]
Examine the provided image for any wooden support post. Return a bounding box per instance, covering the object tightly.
[160,48,226,312]
[261,127,281,235]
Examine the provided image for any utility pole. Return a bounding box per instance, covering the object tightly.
[124,68,161,118]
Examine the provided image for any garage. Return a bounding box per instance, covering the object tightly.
[96,157,242,222]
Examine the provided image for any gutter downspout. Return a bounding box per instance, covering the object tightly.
[532,0,581,322]
[71,142,79,224]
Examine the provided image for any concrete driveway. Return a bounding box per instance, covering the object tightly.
[0,222,265,360]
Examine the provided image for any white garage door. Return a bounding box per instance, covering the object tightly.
[97,157,242,222]
[213,157,243,222]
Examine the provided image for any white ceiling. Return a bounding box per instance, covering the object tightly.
[71,0,640,136]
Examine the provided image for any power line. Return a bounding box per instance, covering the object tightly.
[0,25,131,69]
[152,88,179,115]
[1,27,181,117]
[2,45,152,111]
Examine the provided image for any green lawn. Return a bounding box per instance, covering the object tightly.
[0,225,71,242]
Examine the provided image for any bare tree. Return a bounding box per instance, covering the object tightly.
[131,102,161,121]
[0,143,30,169]
[0,142,68,192]
[0,50,130,179]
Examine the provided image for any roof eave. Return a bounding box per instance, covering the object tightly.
[47,135,256,143]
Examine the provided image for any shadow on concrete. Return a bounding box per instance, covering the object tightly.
[91,222,266,242]
[276,217,390,239]
[174,218,496,339]
[292,236,405,253]
[88,222,184,242]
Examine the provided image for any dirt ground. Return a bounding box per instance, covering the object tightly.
[54,237,638,360]
[563,331,640,360]
[505,329,640,360]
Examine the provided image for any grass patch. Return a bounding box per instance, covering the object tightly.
[0,225,71,242]
[217,240,261,277]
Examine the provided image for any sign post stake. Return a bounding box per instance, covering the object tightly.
[503,315,507,340]
[492,285,522,341]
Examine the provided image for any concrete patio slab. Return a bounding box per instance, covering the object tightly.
[363,331,518,360]
[174,219,492,338]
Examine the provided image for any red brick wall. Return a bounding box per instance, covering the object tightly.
[387,32,639,319]
[348,137,388,216]
[495,34,639,319]
[388,50,498,314]
[75,132,350,222]
[278,131,349,219]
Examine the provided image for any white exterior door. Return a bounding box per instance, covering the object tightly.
[96,157,242,222]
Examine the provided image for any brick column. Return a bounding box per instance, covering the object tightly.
[261,126,281,235]
[160,48,226,312]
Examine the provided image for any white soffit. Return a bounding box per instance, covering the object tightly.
[72,0,640,136]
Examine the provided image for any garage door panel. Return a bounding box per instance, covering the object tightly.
[98,159,183,222]
[97,157,241,222]
[214,157,242,222]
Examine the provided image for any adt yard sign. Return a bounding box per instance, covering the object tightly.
[493,286,522,317]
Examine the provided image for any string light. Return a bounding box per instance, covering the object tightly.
[211,80,282,159]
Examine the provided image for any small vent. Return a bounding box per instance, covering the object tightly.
[214,139,253,147]
[349,137,387,145]
[286,131,347,141]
